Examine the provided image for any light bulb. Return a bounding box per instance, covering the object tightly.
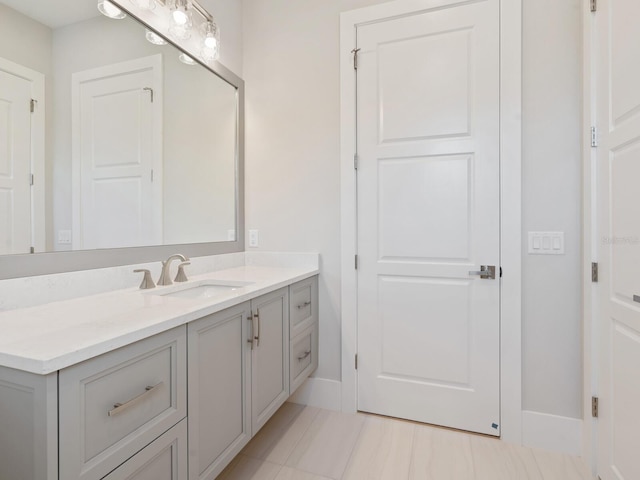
[199,21,220,63]
[204,36,217,49]
[172,10,188,25]
[97,0,126,19]
[145,29,167,45]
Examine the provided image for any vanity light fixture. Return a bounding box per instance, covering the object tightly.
[145,29,168,45]
[178,53,197,65]
[169,0,193,40]
[199,20,220,63]
[130,0,156,10]
[97,0,127,19]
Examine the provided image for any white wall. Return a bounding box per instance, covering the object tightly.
[243,0,584,420]
[522,0,583,419]
[243,0,391,381]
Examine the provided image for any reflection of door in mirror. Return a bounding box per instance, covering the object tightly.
[0,58,45,255]
[71,55,162,250]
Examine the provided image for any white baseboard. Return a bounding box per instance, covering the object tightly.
[289,377,342,411]
[522,410,583,456]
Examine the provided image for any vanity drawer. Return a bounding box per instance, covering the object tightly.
[290,322,318,394]
[102,418,187,480]
[59,326,187,480]
[289,276,318,338]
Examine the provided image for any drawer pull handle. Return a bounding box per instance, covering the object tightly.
[297,350,311,361]
[254,311,261,347]
[108,382,164,417]
[297,301,311,310]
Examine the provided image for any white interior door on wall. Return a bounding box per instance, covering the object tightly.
[72,55,162,250]
[0,68,32,255]
[356,0,501,436]
[596,0,640,478]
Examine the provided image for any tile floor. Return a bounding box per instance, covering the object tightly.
[218,402,594,480]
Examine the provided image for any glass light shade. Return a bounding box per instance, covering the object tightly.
[169,0,192,39]
[179,53,197,66]
[199,21,220,63]
[145,29,167,45]
[130,0,156,10]
[97,0,126,19]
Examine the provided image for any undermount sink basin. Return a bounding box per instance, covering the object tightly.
[152,280,254,300]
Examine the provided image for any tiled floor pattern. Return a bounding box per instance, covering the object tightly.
[218,402,594,480]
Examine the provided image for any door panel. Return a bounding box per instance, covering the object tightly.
[356,0,500,436]
[596,0,640,478]
[0,69,31,255]
[73,56,162,250]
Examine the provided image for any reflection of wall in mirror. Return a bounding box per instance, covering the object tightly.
[0,5,237,252]
[53,15,236,250]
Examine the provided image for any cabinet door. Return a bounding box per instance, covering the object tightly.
[188,302,252,480]
[251,287,290,434]
[102,419,187,480]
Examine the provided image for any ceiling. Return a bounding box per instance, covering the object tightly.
[1,0,99,29]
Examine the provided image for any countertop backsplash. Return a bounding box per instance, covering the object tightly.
[0,252,318,312]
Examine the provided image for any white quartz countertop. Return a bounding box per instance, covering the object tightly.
[0,264,318,375]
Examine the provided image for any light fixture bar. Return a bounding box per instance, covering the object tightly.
[191,0,213,23]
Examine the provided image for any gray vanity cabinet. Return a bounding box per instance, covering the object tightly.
[250,287,290,435]
[0,367,57,480]
[59,327,187,480]
[187,288,290,480]
[187,302,253,480]
[289,276,319,394]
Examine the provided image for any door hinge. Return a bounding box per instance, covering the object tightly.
[592,262,598,282]
[351,48,361,70]
[30,246,35,254]
[355,354,358,370]
[354,154,359,170]
[29,173,34,186]
[590,0,597,13]
[592,396,599,417]
[355,255,358,270]
[500,267,503,278]
[30,99,37,113]
[151,169,154,182]
[591,126,598,147]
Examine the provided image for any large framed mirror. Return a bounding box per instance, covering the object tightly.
[0,0,244,279]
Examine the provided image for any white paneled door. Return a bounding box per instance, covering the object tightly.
[596,1,640,479]
[72,56,162,250]
[0,69,32,255]
[356,0,501,436]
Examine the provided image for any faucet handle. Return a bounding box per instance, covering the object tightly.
[134,269,156,290]
[175,262,191,283]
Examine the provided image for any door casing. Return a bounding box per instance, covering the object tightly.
[0,57,45,253]
[339,0,523,444]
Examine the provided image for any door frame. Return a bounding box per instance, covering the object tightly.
[0,57,45,252]
[339,0,523,444]
[71,54,163,249]
[581,2,597,470]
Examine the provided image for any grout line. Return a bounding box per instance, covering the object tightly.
[338,413,367,480]
[281,405,321,466]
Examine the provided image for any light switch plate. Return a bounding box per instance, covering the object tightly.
[249,229,259,248]
[528,232,565,255]
[58,230,72,245]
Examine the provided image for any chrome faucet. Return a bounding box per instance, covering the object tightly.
[158,254,189,286]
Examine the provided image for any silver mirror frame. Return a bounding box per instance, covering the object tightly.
[0,4,245,280]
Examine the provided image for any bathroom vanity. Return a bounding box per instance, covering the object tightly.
[0,256,319,480]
